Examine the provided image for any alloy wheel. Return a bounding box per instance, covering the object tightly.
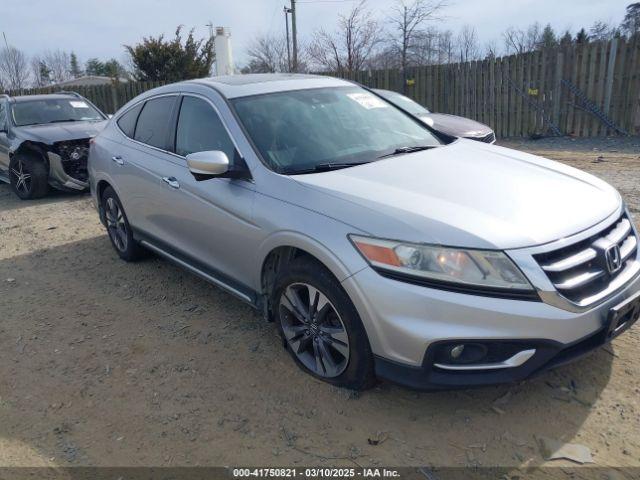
[105,197,128,252]
[279,282,350,378]
[10,158,32,195]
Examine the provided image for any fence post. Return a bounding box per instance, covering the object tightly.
[110,81,119,114]
[552,51,564,134]
[603,38,618,117]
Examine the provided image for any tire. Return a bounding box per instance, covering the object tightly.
[9,153,49,200]
[101,186,146,262]
[272,257,376,390]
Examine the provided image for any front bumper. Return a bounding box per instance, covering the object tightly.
[341,265,640,390]
[47,152,89,191]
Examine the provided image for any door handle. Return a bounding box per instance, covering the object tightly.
[111,155,124,166]
[162,176,180,189]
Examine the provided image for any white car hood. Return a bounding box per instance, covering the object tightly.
[291,140,621,249]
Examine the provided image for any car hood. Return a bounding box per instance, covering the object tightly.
[16,120,108,144]
[289,140,621,250]
[419,113,492,138]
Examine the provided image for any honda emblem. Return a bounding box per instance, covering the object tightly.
[605,244,623,274]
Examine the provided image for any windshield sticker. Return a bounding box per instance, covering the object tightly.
[346,93,388,109]
[70,101,90,109]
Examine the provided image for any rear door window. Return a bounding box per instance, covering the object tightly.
[175,96,236,160]
[116,103,143,138]
[133,96,176,150]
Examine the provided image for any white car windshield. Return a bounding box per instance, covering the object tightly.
[12,98,104,126]
[232,86,441,174]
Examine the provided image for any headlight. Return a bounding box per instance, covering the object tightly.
[350,235,533,291]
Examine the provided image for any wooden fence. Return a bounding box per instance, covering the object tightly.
[7,37,640,138]
[331,37,640,138]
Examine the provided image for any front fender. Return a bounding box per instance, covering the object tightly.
[255,228,369,291]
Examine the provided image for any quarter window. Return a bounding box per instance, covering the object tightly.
[175,96,235,160]
[133,96,175,149]
[116,103,143,138]
[0,101,7,130]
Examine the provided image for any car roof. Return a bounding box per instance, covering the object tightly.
[185,73,356,99]
[10,93,80,103]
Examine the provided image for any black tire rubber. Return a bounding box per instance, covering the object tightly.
[101,186,147,262]
[9,153,49,200]
[272,256,376,391]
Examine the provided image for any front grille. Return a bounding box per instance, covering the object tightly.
[55,139,90,182]
[534,215,638,304]
[467,132,496,144]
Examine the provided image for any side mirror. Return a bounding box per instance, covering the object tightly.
[186,150,229,180]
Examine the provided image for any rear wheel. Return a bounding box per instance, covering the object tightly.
[9,154,49,200]
[101,186,146,261]
[273,257,376,390]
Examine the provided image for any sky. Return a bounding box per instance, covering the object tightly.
[0,0,632,68]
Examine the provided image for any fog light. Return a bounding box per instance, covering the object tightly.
[450,344,465,359]
[435,342,488,365]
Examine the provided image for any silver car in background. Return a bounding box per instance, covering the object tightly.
[89,74,640,390]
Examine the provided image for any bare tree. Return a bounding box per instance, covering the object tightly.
[0,45,30,90]
[589,21,616,41]
[366,46,401,69]
[43,50,71,84]
[308,0,380,73]
[456,25,480,62]
[503,26,526,54]
[387,0,448,70]
[245,34,290,73]
[503,22,542,54]
[484,40,499,59]
[410,27,443,65]
[436,29,455,64]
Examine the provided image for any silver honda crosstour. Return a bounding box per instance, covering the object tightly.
[89,74,639,390]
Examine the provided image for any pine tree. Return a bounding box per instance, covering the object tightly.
[125,26,215,82]
[621,2,640,36]
[85,58,105,76]
[559,30,573,47]
[575,28,589,44]
[69,52,82,78]
[540,24,557,50]
[39,61,51,85]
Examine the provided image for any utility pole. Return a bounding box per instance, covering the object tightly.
[290,0,298,72]
[283,6,292,72]
[206,22,215,75]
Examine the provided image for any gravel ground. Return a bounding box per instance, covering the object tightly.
[0,139,638,471]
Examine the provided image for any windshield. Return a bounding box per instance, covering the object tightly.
[11,98,104,126]
[232,86,441,174]
[374,90,431,116]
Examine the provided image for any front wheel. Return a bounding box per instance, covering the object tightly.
[9,154,49,200]
[273,257,376,390]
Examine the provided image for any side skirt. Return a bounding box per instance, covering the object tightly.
[133,228,260,309]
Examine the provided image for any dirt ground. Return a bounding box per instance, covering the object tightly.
[0,138,639,471]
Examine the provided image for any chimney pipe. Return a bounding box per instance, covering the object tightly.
[214,27,234,76]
